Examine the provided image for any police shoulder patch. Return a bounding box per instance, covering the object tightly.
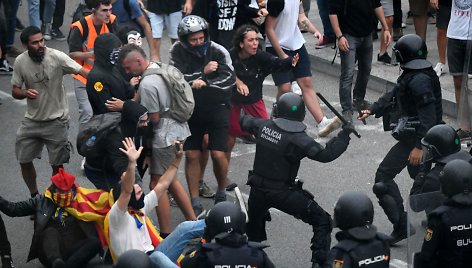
[94,82,103,92]
[425,228,433,241]
[332,259,344,268]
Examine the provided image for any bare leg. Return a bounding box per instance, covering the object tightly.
[210,150,228,191]
[297,77,325,123]
[20,162,38,195]
[225,135,236,164]
[437,28,447,64]
[453,75,471,131]
[413,15,427,40]
[168,178,196,220]
[185,150,202,199]
[153,38,161,62]
[150,174,171,234]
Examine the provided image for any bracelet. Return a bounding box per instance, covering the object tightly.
[337,35,345,41]
[170,163,179,169]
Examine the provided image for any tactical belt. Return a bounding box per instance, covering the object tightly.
[248,173,293,190]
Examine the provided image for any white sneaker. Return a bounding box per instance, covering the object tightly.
[81,157,86,171]
[318,117,342,137]
[434,62,446,77]
[291,81,302,95]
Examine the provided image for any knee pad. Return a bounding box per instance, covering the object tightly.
[373,182,389,197]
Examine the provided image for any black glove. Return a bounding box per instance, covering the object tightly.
[341,122,356,136]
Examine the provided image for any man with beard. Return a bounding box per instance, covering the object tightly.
[11,26,88,199]
[0,168,108,267]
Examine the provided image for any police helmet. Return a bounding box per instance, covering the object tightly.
[114,249,152,268]
[205,201,246,241]
[177,15,209,47]
[276,92,306,122]
[421,125,461,162]
[439,159,472,204]
[393,34,431,70]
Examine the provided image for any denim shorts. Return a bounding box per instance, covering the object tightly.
[148,11,182,39]
[266,44,312,85]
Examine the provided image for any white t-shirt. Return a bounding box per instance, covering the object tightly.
[265,0,305,51]
[447,0,472,40]
[11,48,82,121]
[108,190,159,257]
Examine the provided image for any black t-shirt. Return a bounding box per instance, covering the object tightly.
[147,0,181,14]
[68,22,117,53]
[329,0,381,37]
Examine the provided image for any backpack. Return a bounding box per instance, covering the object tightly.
[141,62,195,122]
[76,112,122,158]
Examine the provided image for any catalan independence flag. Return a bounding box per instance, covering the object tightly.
[45,185,111,246]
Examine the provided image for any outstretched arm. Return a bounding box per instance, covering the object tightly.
[116,137,143,211]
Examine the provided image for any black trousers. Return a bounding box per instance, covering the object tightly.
[374,139,421,216]
[247,186,332,263]
[0,214,11,257]
[38,226,101,268]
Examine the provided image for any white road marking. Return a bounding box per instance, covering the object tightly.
[390,258,408,268]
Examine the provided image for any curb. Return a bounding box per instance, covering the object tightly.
[308,54,457,118]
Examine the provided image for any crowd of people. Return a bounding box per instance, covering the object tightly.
[0,0,471,267]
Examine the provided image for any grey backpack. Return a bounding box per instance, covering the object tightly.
[141,62,195,122]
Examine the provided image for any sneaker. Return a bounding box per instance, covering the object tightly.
[226,178,236,191]
[402,22,407,29]
[43,23,52,41]
[16,18,25,32]
[1,255,14,268]
[341,110,353,124]
[433,62,446,77]
[315,36,335,49]
[168,192,178,207]
[214,192,227,204]
[291,81,302,95]
[457,129,472,141]
[193,204,206,220]
[377,53,393,65]
[199,181,215,198]
[81,157,86,171]
[405,11,414,25]
[6,46,24,58]
[0,59,13,75]
[389,212,416,245]
[318,117,342,137]
[234,186,249,223]
[51,28,66,41]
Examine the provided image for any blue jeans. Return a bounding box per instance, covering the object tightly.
[28,0,55,27]
[4,0,20,47]
[316,0,334,37]
[149,220,205,267]
[339,34,373,112]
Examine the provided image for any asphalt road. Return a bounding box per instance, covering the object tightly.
[0,1,458,267]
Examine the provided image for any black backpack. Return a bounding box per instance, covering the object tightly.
[76,112,122,158]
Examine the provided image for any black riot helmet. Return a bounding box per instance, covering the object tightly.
[421,125,461,162]
[205,201,246,241]
[177,15,209,49]
[334,191,374,230]
[439,159,472,204]
[276,92,306,122]
[393,34,430,70]
[114,249,152,268]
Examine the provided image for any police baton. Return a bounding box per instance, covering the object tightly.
[316,92,361,138]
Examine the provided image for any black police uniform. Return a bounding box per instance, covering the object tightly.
[414,199,472,268]
[369,66,442,234]
[240,115,351,265]
[180,237,275,268]
[328,229,390,268]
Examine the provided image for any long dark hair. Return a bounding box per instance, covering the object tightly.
[232,24,259,53]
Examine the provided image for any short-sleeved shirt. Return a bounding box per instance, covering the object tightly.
[139,63,191,148]
[112,0,144,24]
[11,49,82,121]
[147,0,181,15]
[329,0,382,37]
[265,0,305,51]
[108,190,158,257]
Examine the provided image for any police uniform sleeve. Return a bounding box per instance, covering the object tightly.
[307,130,350,163]
[408,74,439,148]
[415,215,441,267]
[327,247,354,268]
[240,115,267,135]
[180,248,204,268]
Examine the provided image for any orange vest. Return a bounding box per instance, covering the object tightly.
[70,14,116,84]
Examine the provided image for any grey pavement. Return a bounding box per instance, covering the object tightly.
[306,0,459,119]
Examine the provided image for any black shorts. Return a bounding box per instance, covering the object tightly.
[447,38,472,76]
[266,45,312,86]
[183,104,230,152]
[436,6,451,30]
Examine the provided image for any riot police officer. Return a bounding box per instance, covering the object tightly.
[328,191,390,268]
[414,159,472,268]
[410,125,472,213]
[240,92,355,268]
[180,201,275,268]
[358,34,442,245]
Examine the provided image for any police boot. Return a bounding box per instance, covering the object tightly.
[390,212,416,245]
[311,251,328,268]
